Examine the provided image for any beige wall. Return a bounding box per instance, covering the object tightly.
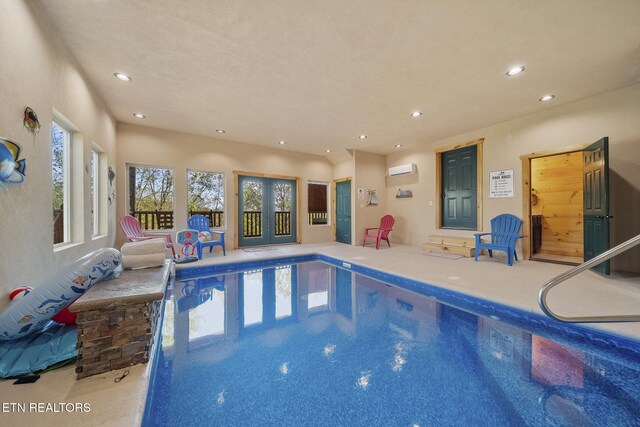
[354,151,388,246]
[386,84,640,273]
[0,2,118,312]
[116,123,335,249]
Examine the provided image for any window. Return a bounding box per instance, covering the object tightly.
[187,170,224,227]
[52,121,70,244]
[308,181,328,225]
[90,150,101,236]
[128,165,174,230]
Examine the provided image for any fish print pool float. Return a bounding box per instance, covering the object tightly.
[0,248,121,340]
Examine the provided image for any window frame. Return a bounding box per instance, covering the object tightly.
[52,120,72,246]
[186,168,226,230]
[126,163,175,231]
[90,146,108,238]
[307,180,330,227]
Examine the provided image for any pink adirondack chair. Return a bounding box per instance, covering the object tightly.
[363,215,395,249]
[120,215,176,257]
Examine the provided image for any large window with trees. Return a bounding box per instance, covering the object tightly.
[187,170,225,228]
[128,165,174,230]
[52,121,70,244]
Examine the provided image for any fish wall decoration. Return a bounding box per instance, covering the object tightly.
[0,137,27,189]
[23,107,41,134]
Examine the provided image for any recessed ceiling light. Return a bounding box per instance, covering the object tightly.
[114,73,132,81]
[359,135,367,140]
[326,149,332,153]
[506,66,525,76]
[279,140,286,145]
[411,111,422,117]
[216,129,225,134]
[133,113,145,119]
[395,144,403,148]
[539,94,555,102]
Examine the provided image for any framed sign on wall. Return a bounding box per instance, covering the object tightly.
[489,169,514,198]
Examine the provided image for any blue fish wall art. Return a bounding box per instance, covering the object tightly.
[0,137,26,189]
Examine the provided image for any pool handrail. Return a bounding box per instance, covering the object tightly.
[538,233,640,323]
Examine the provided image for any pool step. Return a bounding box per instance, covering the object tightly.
[423,235,476,257]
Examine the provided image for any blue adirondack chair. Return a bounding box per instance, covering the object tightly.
[474,214,523,266]
[187,215,226,259]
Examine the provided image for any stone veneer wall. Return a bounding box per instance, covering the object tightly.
[75,299,161,379]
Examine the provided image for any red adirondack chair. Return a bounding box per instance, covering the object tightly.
[120,215,176,257]
[363,215,395,249]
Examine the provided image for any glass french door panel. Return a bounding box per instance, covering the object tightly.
[243,271,263,326]
[242,180,263,238]
[273,182,293,236]
[275,266,292,319]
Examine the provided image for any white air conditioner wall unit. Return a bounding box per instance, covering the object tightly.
[388,163,416,176]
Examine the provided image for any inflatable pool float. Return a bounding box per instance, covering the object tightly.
[0,248,121,341]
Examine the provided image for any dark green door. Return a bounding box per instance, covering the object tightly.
[442,145,477,229]
[336,180,351,244]
[238,175,297,247]
[583,137,610,275]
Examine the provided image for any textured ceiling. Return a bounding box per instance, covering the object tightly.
[35,0,640,156]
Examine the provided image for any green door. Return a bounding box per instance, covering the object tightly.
[583,137,610,275]
[336,180,351,244]
[442,145,477,229]
[238,175,297,247]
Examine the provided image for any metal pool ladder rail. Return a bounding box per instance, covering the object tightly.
[538,234,640,323]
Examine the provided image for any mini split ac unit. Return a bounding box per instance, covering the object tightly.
[388,163,416,176]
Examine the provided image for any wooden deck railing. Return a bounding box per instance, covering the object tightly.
[53,209,64,244]
[131,210,225,230]
[243,211,262,237]
[274,211,291,236]
[130,209,291,236]
[308,212,328,225]
[188,210,224,228]
[132,210,174,230]
[243,211,292,237]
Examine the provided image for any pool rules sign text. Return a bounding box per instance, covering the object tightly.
[489,169,514,198]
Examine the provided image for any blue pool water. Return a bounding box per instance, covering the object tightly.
[143,257,640,426]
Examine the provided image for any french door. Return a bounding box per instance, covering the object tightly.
[238,175,297,247]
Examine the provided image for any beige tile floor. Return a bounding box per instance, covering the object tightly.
[1,242,638,426]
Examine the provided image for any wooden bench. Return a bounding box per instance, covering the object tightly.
[423,235,476,257]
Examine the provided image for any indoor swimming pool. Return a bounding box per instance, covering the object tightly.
[143,256,640,426]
